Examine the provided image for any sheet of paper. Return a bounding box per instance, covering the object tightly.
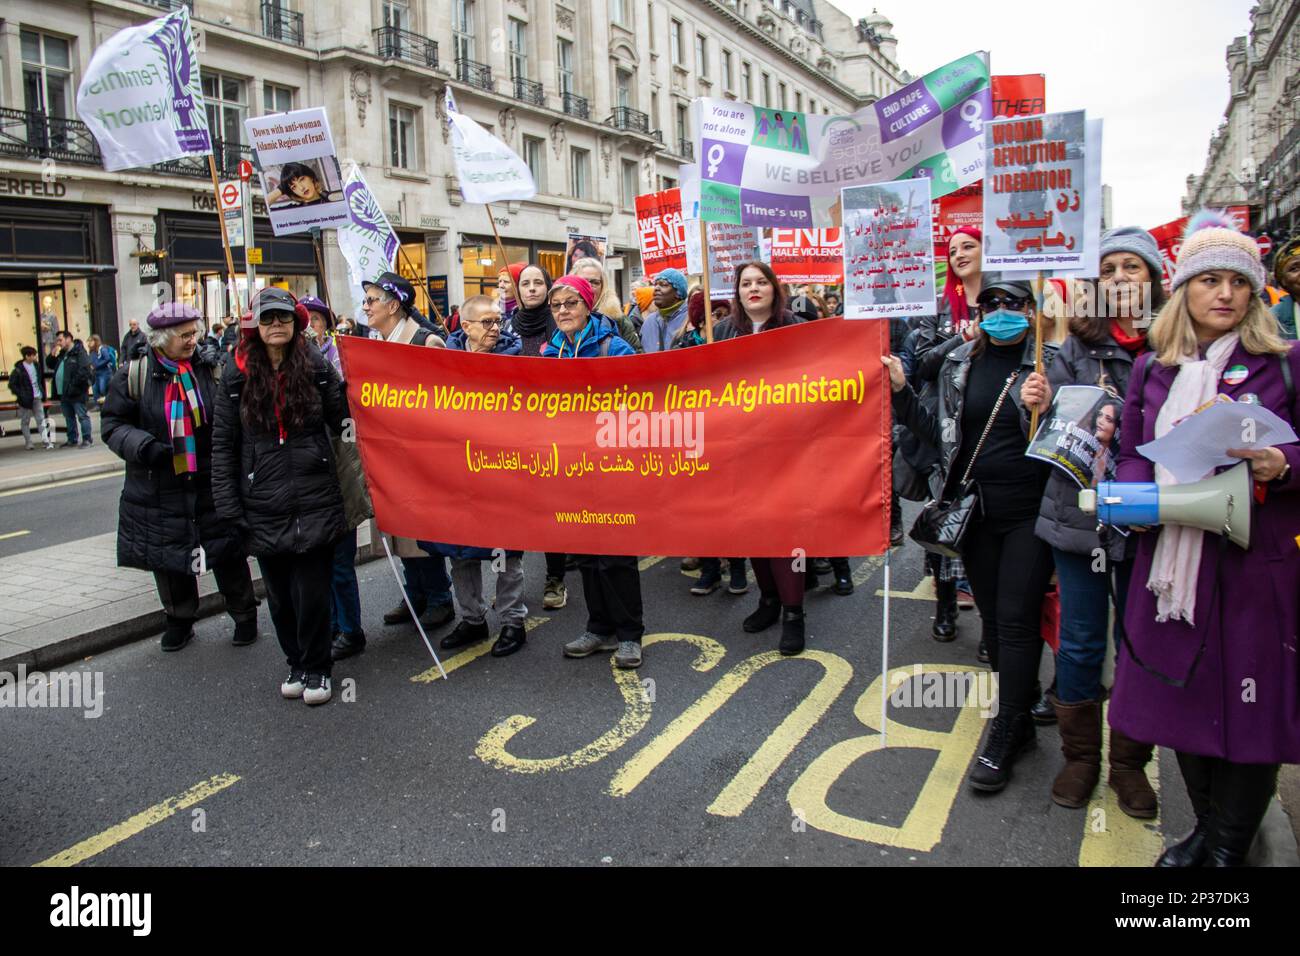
[1136,399,1298,482]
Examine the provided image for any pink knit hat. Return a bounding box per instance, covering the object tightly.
[550,275,595,310]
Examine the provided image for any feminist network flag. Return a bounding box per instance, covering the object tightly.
[445,87,536,204]
[76,6,210,171]
[337,164,399,313]
[694,52,991,229]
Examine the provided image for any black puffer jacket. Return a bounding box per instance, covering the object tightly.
[102,343,245,574]
[211,347,347,557]
[1034,327,1142,560]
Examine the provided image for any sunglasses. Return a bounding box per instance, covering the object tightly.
[258,311,296,326]
[979,295,1030,312]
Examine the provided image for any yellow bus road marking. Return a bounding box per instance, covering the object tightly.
[0,471,123,498]
[852,554,887,586]
[876,576,937,601]
[1078,702,1162,866]
[638,556,664,572]
[34,773,240,867]
[0,530,31,541]
[411,615,552,683]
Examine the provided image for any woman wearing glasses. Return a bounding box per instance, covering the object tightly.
[212,288,348,706]
[885,279,1054,793]
[541,276,643,670]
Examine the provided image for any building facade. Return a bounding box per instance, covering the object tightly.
[1182,0,1298,245]
[0,0,906,371]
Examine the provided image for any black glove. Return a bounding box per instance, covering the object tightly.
[145,441,173,467]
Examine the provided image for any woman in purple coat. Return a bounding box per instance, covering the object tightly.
[1108,211,1300,867]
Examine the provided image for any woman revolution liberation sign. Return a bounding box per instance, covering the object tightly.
[338,320,892,558]
[694,52,991,229]
[76,6,211,171]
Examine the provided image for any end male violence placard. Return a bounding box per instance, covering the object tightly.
[339,320,891,558]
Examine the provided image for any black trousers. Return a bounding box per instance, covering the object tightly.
[578,554,644,643]
[1175,752,1280,854]
[545,552,567,579]
[258,543,336,676]
[960,513,1054,715]
[154,556,258,627]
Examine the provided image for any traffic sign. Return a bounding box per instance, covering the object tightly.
[1256,233,1272,258]
[218,180,241,212]
[238,160,253,183]
[247,247,263,265]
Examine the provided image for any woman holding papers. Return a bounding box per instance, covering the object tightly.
[1105,211,1300,867]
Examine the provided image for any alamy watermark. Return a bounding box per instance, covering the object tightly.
[0,664,104,719]
[888,665,999,718]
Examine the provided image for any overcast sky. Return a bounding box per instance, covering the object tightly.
[839,0,1257,229]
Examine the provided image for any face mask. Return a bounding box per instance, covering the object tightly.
[979,308,1029,341]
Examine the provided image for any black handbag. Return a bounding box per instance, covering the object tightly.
[909,371,1018,558]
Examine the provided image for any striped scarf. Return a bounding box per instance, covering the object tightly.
[154,350,206,475]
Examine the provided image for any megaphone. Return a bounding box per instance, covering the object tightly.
[1077,461,1251,549]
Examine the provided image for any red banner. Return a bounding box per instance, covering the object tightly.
[932,75,1047,285]
[1150,205,1251,290]
[636,188,688,273]
[339,320,891,557]
[769,228,844,284]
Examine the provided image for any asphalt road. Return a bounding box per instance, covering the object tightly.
[0,538,1193,866]
[0,467,120,558]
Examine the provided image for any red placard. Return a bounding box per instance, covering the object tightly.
[339,319,891,558]
[1150,205,1252,290]
[635,188,688,273]
[769,228,844,284]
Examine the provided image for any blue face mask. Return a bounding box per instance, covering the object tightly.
[979,308,1030,341]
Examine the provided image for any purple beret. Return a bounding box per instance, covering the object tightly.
[146,302,203,330]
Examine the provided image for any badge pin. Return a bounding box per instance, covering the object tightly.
[1223,364,1248,386]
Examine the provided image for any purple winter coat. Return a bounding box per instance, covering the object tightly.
[1108,342,1300,763]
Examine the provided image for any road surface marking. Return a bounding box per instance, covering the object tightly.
[34,773,240,867]
[0,471,123,498]
[638,556,664,571]
[876,576,936,601]
[1077,702,1163,866]
[411,615,551,683]
[0,530,31,541]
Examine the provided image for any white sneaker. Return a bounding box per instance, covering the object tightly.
[562,632,618,658]
[281,669,306,699]
[614,641,643,669]
[303,673,332,706]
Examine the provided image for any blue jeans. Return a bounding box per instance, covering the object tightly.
[93,370,112,403]
[400,555,451,612]
[61,400,92,444]
[330,528,362,638]
[1052,547,1132,704]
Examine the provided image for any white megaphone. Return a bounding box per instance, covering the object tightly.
[1077,461,1252,549]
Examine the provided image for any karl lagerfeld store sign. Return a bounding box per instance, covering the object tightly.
[192,192,267,216]
[0,176,68,198]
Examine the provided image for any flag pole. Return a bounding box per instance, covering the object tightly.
[310,227,332,310]
[485,202,522,307]
[207,153,243,316]
[1030,270,1046,438]
[700,228,715,343]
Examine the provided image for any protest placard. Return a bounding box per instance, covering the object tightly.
[684,221,763,291]
[841,177,935,319]
[982,110,1089,270]
[565,233,609,274]
[770,229,845,284]
[636,189,689,273]
[1150,206,1251,291]
[695,52,991,228]
[1027,385,1123,488]
[245,107,348,235]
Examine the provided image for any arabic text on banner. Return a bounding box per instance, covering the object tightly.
[694,52,990,229]
[841,177,936,320]
[338,320,891,557]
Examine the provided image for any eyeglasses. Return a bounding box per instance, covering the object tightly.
[362,296,384,307]
[550,299,584,314]
[467,318,504,329]
[258,311,296,326]
[980,296,1030,312]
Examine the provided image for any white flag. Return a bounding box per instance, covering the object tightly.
[75,7,211,172]
[445,87,536,204]
[336,164,400,313]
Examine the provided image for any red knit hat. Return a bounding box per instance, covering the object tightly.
[550,274,595,310]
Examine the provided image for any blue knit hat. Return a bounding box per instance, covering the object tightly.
[1099,226,1162,280]
[655,268,688,300]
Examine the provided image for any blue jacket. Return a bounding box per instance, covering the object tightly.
[1272,296,1296,340]
[542,313,636,358]
[446,327,523,355]
[640,300,689,352]
[91,346,116,373]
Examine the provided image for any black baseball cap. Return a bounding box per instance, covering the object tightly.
[978,279,1034,305]
[363,272,416,315]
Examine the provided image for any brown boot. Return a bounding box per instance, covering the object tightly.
[1051,699,1102,808]
[1108,727,1158,819]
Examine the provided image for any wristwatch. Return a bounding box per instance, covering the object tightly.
[1272,459,1292,485]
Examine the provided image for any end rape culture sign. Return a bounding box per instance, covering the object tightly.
[338,320,892,558]
[694,52,991,229]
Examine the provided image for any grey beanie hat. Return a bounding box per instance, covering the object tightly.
[1099,226,1162,279]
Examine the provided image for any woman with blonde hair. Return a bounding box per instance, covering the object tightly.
[570,257,643,352]
[1108,211,1300,866]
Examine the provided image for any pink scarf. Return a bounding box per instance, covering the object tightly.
[1146,332,1239,624]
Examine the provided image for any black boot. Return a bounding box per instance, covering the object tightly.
[1158,751,1215,867]
[968,709,1036,793]
[1206,760,1280,867]
[779,606,806,656]
[743,594,782,633]
[830,558,853,595]
[231,618,259,647]
[331,631,367,661]
[932,579,958,641]
[1031,681,1057,725]
[161,616,194,652]
[491,624,527,658]
[440,618,489,650]
[1155,821,1212,867]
